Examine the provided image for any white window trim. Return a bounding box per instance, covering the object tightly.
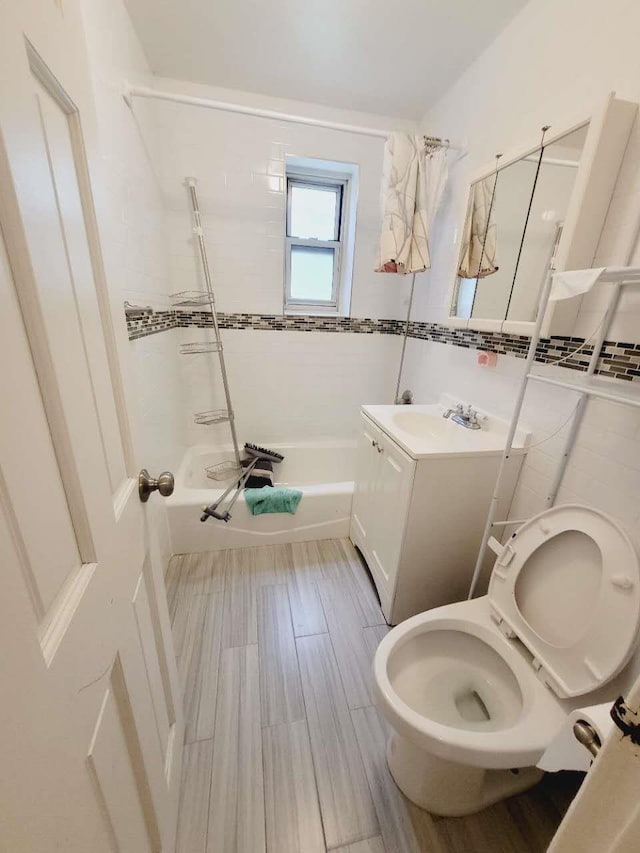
[284,158,358,316]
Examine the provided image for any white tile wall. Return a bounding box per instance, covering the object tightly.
[403,339,640,554]
[403,0,640,577]
[82,3,414,458]
[144,80,415,444]
[177,327,401,446]
[80,0,185,568]
[130,329,186,470]
[413,0,640,336]
[83,0,640,586]
[153,89,414,321]
[81,0,186,472]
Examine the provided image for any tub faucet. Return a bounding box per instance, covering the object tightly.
[443,402,482,430]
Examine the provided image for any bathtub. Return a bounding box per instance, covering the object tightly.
[166,441,356,553]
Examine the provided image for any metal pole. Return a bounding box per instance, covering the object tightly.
[467,266,555,599]
[394,273,416,404]
[124,83,465,151]
[186,178,241,469]
[545,280,622,505]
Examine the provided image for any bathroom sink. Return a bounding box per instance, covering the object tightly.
[362,400,530,460]
[391,411,450,438]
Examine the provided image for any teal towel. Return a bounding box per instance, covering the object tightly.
[244,486,303,516]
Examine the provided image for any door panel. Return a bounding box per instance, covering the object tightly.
[34,75,127,493]
[0,226,83,619]
[350,415,382,559]
[88,665,159,853]
[0,2,183,849]
[0,480,113,853]
[370,433,415,588]
[132,572,173,763]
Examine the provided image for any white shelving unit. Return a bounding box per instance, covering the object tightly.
[468,264,640,598]
[527,367,640,407]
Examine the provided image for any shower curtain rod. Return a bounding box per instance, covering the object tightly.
[123,82,460,147]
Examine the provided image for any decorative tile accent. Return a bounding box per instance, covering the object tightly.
[125,307,640,382]
[405,321,640,382]
[126,308,404,338]
[126,308,177,340]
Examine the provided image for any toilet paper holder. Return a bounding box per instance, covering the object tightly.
[573,720,602,758]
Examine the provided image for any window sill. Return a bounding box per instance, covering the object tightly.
[284,307,347,318]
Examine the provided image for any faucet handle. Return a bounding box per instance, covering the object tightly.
[468,408,483,429]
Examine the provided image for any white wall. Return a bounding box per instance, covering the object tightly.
[80,3,414,466]
[404,0,640,574]
[81,0,640,575]
[80,0,185,563]
[153,77,415,320]
[145,78,414,445]
[415,0,640,336]
[178,328,401,447]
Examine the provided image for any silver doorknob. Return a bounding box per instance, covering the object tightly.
[138,469,175,502]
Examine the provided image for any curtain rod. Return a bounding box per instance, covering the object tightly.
[123,82,459,148]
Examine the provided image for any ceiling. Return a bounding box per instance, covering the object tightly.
[124,0,529,120]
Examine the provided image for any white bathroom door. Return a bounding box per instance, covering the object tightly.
[0,1,183,851]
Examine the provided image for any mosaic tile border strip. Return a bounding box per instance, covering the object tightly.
[126,309,177,340]
[406,321,640,382]
[126,309,403,338]
[125,308,640,382]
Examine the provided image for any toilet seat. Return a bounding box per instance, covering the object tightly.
[488,504,640,698]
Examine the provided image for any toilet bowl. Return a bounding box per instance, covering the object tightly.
[374,504,640,816]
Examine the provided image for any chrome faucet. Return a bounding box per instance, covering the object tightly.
[442,402,482,430]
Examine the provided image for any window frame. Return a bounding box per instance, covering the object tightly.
[284,172,348,313]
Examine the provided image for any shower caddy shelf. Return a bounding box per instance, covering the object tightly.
[468,263,640,599]
[170,290,215,308]
[179,341,222,355]
[193,409,232,426]
[176,178,242,481]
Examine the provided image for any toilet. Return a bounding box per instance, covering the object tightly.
[373,504,640,817]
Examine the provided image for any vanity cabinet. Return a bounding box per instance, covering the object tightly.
[350,410,524,625]
[351,417,415,597]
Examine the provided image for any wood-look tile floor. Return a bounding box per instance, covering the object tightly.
[166,538,582,853]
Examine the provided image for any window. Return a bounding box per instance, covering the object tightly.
[284,160,357,314]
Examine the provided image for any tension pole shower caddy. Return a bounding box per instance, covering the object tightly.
[172,177,242,480]
[468,263,640,599]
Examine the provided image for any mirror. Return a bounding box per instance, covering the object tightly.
[506,125,588,323]
[452,173,497,319]
[450,124,589,326]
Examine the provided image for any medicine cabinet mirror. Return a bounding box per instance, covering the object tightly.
[447,94,637,336]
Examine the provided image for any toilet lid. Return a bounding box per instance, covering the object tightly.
[488,504,640,698]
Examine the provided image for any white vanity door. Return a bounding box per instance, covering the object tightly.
[351,414,383,562]
[368,431,415,606]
